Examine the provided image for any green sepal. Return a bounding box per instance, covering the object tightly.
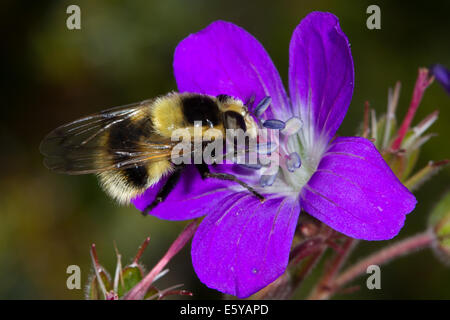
[86,269,112,300]
[117,263,144,297]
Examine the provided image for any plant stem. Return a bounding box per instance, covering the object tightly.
[308,237,357,300]
[290,237,325,265]
[133,236,151,264]
[124,220,198,300]
[90,244,108,299]
[319,231,434,300]
[391,68,433,150]
[287,249,325,298]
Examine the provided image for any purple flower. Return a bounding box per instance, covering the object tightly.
[132,12,416,298]
[430,64,450,94]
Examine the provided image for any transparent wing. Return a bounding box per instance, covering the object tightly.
[40,99,176,174]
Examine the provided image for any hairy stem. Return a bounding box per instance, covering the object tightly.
[124,220,198,300]
[320,231,434,300]
[308,237,357,300]
[391,68,433,150]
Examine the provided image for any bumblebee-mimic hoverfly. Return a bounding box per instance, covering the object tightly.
[40,93,267,215]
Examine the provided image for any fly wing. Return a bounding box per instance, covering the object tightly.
[40,100,177,174]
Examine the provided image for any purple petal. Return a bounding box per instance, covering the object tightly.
[132,166,232,220]
[289,12,354,146]
[174,20,290,119]
[131,164,261,220]
[191,195,300,298]
[300,137,416,240]
[430,64,450,94]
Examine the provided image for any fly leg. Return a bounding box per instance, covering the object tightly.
[141,167,183,216]
[195,163,265,202]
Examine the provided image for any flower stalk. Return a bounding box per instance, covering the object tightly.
[331,232,434,298]
[391,68,434,150]
[124,220,198,300]
[298,231,434,300]
[308,236,357,300]
[86,221,197,300]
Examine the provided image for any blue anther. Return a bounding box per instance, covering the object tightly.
[286,152,301,172]
[254,96,272,117]
[260,172,278,187]
[263,119,286,130]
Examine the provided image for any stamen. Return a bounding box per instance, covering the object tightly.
[286,152,301,172]
[260,171,278,187]
[263,119,286,130]
[281,117,303,136]
[254,96,272,117]
[257,142,278,155]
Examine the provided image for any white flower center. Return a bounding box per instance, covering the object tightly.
[250,117,325,197]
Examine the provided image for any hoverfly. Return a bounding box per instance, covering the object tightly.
[40,93,268,215]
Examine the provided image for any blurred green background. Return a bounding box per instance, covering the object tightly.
[1,0,449,299]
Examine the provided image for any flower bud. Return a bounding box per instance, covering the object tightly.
[85,235,192,300]
[430,64,450,94]
[117,263,145,297]
[86,265,112,300]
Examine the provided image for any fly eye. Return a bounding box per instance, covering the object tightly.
[224,111,247,132]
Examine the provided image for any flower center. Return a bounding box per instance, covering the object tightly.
[246,98,320,196]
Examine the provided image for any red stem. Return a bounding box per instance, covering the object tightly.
[323,232,434,299]
[133,236,151,264]
[124,220,198,300]
[308,237,356,300]
[90,244,100,268]
[289,237,324,265]
[391,68,433,150]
